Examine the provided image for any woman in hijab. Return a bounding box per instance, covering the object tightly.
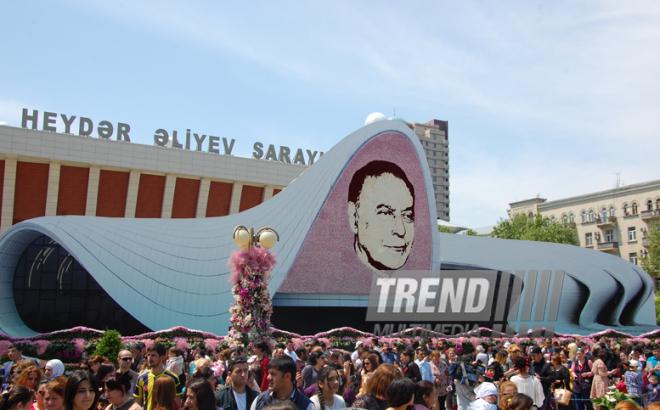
[44,361,65,379]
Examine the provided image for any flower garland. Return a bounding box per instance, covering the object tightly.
[225,246,277,348]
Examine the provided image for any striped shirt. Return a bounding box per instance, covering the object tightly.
[134,368,182,410]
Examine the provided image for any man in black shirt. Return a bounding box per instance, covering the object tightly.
[530,346,556,410]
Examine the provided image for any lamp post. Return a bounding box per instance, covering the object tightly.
[232,226,279,251]
[227,226,279,348]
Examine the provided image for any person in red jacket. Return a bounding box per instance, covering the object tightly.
[252,342,271,392]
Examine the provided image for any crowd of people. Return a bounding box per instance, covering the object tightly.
[3,336,660,410]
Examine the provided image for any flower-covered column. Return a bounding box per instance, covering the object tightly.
[225,246,277,348]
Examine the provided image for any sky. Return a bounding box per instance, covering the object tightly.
[1,1,659,228]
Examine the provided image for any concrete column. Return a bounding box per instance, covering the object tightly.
[124,170,141,218]
[85,166,101,216]
[196,178,211,218]
[161,174,177,218]
[263,186,274,201]
[229,182,243,214]
[45,161,61,216]
[1,156,17,233]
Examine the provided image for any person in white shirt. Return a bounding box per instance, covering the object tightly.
[311,366,346,410]
[284,340,298,362]
[352,342,365,364]
[509,356,545,408]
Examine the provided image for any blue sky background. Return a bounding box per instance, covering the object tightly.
[1,1,658,228]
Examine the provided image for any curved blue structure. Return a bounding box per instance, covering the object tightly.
[0,120,655,337]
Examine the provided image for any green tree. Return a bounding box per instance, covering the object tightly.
[464,229,479,236]
[642,223,660,277]
[93,329,124,362]
[491,213,578,245]
[438,225,452,233]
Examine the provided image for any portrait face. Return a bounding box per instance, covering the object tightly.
[146,351,161,368]
[348,172,414,271]
[74,380,95,410]
[267,368,291,393]
[184,390,197,410]
[44,391,63,410]
[230,363,249,387]
[8,347,22,362]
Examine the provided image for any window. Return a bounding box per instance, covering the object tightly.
[432,135,436,141]
[589,210,594,222]
[433,151,437,157]
[605,229,614,242]
[657,199,660,210]
[624,204,629,215]
[551,216,556,223]
[601,208,608,223]
[630,253,638,265]
[585,233,593,246]
[563,214,568,225]
[433,160,437,165]
[433,168,437,174]
[434,186,437,191]
[13,235,150,335]
[528,212,534,220]
[433,177,437,182]
[628,227,637,241]
[582,211,587,223]
[433,143,436,148]
[570,213,575,223]
[648,200,654,211]
[632,202,638,215]
[609,206,615,217]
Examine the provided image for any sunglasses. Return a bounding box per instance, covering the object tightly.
[120,357,133,362]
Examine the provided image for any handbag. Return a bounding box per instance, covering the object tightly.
[554,388,572,406]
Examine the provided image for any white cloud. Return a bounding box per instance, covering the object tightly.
[22,1,660,227]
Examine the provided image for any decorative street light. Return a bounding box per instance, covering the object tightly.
[232,226,279,251]
[227,225,279,348]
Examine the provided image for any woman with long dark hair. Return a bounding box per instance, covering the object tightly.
[251,342,270,392]
[413,381,435,410]
[387,378,415,410]
[358,354,380,397]
[182,379,215,410]
[104,372,140,410]
[311,366,346,410]
[63,371,99,410]
[401,350,422,383]
[0,386,33,410]
[302,352,326,390]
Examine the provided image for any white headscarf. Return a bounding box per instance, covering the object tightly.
[45,359,65,377]
[474,382,498,399]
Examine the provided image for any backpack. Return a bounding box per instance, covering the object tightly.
[449,360,479,388]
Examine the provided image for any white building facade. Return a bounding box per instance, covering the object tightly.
[508,180,660,267]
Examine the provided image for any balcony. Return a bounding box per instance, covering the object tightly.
[643,237,651,247]
[597,241,619,253]
[596,215,617,229]
[641,209,660,222]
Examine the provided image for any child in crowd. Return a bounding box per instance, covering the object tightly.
[469,382,498,410]
[623,361,644,405]
[645,374,660,404]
